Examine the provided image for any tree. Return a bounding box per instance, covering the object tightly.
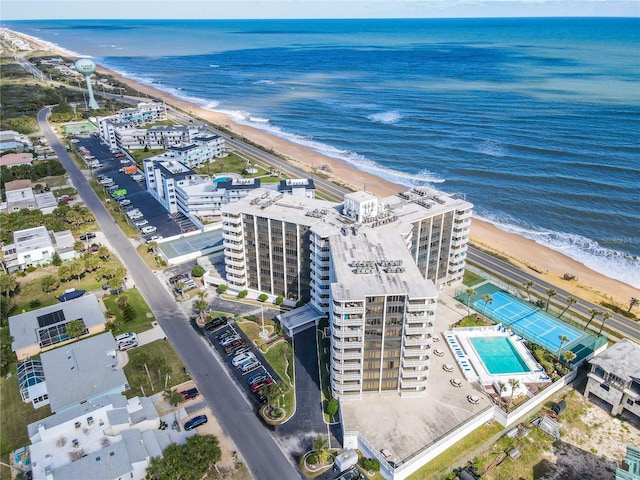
[117,294,130,310]
[216,284,227,294]
[557,335,569,360]
[262,382,284,409]
[275,295,284,305]
[65,319,85,339]
[584,308,602,331]
[194,299,209,322]
[361,458,380,472]
[0,272,18,297]
[97,245,110,260]
[41,274,59,293]
[480,294,493,317]
[507,378,520,412]
[544,288,557,312]
[145,435,221,479]
[312,435,330,464]
[73,240,85,253]
[523,280,534,302]
[51,252,62,266]
[258,293,268,302]
[325,398,339,417]
[237,289,248,299]
[122,303,136,322]
[58,263,72,282]
[629,297,639,313]
[497,381,507,408]
[69,259,84,280]
[464,288,476,317]
[191,264,205,277]
[82,253,101,273]
[562,350,577,364]
[598,312,611,335]
[558,296,577,318]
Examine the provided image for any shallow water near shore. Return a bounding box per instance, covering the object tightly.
[6,18,639,287]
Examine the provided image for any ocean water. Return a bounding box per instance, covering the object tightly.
[4,18,639,287]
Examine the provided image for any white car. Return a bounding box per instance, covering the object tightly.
[115,332,137,344]
[118,339,139,351]
[141,226,157,234]
[232,352,256,367]
[133,219,149,228]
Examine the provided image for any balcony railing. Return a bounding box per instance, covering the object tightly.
[330,379,361,392]
[331,358,362,371]
[225,257,245,268]
[331,370,362,382]
[402,357,430,368]
[405,325,433,335]
[332,349,363,361]
[404,336,429,347]
[333,316,365,327]
[331,328,364,339]
[400,378,429,389]
[223,222,242,233]
[333,304,365,314]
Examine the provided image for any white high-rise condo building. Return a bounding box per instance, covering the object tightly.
[221,187,472,399]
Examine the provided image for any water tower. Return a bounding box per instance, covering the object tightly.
[74,58,99,110]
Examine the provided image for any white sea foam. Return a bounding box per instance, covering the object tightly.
[478,140,506,157]
[209,64,219,68]
[252,80,275,85]
[367,110,402,124]
[6,28,83,58]
[477,211,640,288]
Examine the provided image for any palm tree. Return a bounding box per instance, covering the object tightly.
[65,320,85,339]
[464,288,476,317]
[523,280,534,302]
[584,308,602,331]
[558,296,577,318]
[312,435,330,464]
[480,294,494,317]
[507,378,520,412]
[562,350,577,365]
[496,381,507,408]
[145,455,164,480]
[557,335,569,360]
[545,288,557,312]
[193,299,209,323]
[629,297,639,313]
[598,312,611,335]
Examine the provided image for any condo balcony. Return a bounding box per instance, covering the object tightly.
[222,238,243,249]
[401,365,429,377]
[331,370,362,382]
[333,316,365,327]
[404,336,429,347]
[331,358,362,371]
[403,344,430,356]
[330,335,363,349]
[400,378,429,389]
[455,209,472,219]
[222,231,242,241]
[451,236,468,247]
[225,265,246,277]
[402,357,430,368]
[332,349,363,361]
[225,257,245,268]
[330,379,361,392]
[331,328,364,339]
[404,325,434,335]
[222,222,242,234]
[224,249,244,260]
[407,302,430,312]
[333,303,365,315]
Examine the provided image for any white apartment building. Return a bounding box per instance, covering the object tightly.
[1,226,77,273]
[144,132,225,169]
[97,102,167,150]
[221,187,472,399]
[0,130,33,153]
[143,159,201,214]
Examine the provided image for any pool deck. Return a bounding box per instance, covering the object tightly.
[340,286,493,465]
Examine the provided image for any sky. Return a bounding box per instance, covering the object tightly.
[2,0,639,21]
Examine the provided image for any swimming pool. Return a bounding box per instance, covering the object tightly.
[469,337,531,375]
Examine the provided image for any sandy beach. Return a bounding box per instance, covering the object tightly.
[12,29,638,310]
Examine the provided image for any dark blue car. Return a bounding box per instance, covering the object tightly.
[184,415,208,431]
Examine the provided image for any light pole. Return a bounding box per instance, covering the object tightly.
[259,303,268,340]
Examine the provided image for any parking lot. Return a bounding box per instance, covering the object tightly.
[72,135,183,239]
[202,322,281,407]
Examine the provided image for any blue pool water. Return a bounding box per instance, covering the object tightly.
[469,337,530,375]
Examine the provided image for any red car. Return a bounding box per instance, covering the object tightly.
[180,388,199,400]
[251,378,274,393]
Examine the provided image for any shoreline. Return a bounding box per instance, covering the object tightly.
[10,29,638,310]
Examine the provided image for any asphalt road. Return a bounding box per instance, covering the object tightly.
[467,246,639,342]
[38,107,302,480]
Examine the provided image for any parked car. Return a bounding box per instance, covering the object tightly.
[232,352,256,367]
[253,391,267,404]
[220,335,240,346]
[204,317,228,331]
[228,345,250,357]
[141,226,157,235]
[113,195,126,202]
[251,378,274,393]
[241,359,260,372]
[180,388,199,400]
[224,340,246,354]
[247,373,268,385]
[115,332,137,344]
[184,415,208,431]
[79,232,96,240]
[216,330,236,341]
[133,219,149,228]
[59,195,74,202]
[118,339,138,351]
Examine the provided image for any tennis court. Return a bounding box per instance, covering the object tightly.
[157,230,223,261]
[474,291,583,352]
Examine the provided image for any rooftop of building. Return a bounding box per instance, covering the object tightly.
[589,338,640,382]
[5,187,35,204]
[4,179,33,191]
[12,225,52,252]
[330,228,438,300]
[0,152,34,166]
[156,159,196,177]
[40,332,127,412]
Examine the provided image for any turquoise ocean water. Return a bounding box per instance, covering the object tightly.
[4,18,639,287]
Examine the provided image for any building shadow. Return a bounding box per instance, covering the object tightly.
[532,440,617,480]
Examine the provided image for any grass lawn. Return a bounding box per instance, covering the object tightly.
[123,339,190,398]
[40,175,70,188]
[11,257,125,312]
[0,364,51,476]
[463,269,484,286]
[102,289,155,335]
[129,148,164,164]
[409,422,505,480]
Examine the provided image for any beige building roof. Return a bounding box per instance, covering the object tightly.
[4,179,33,191]
[0,153,33,167]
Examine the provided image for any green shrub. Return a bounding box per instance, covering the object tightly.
[307,453,318,465]
[258,293,268,302]
[216,284,227,294]
[26,266,36,273]
[360,458,380,472]
[191,265,205,278]
[275,295,284,305]
[29,299,41,309]
[237,289,248,299]
[325,398,339,417]
[122,303,135,322]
